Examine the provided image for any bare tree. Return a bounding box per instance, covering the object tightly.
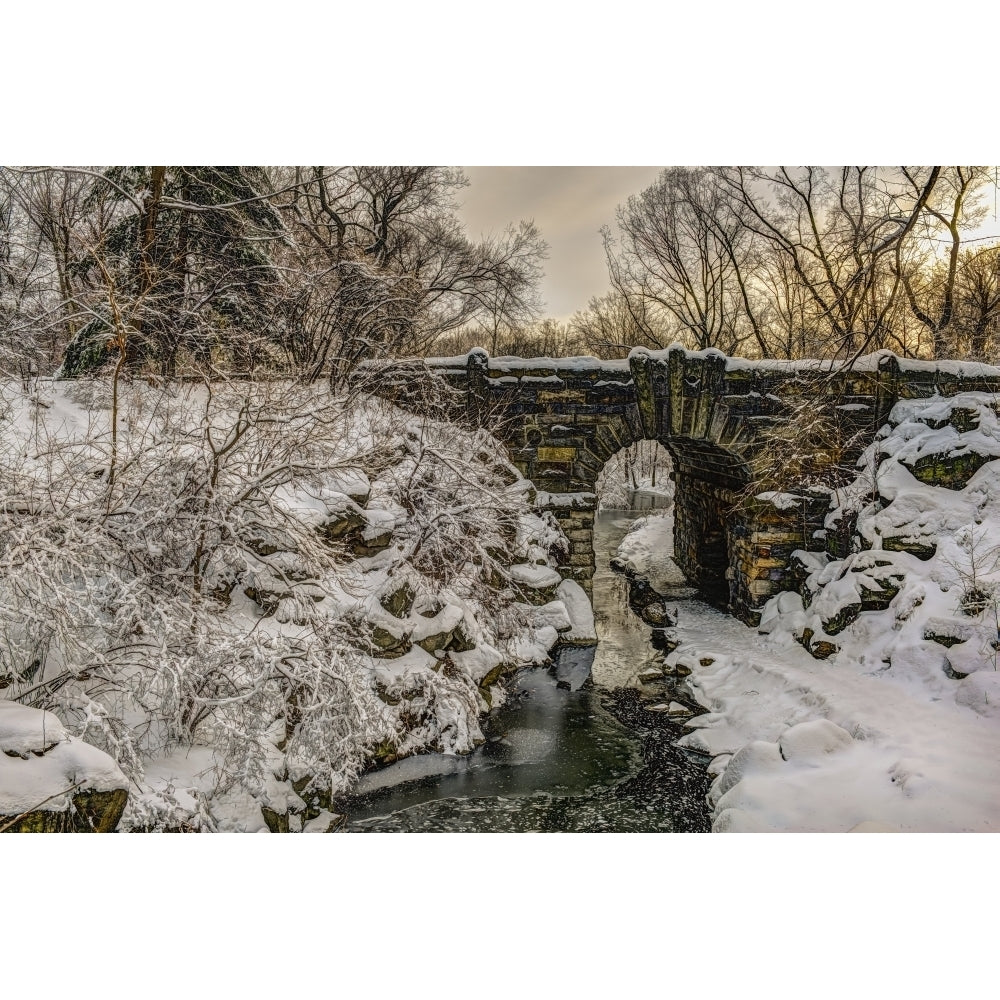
[462,223,547,354]
[500,317,589,357]
[718,166,941,358]
[570,289,665,358]
[0,168,109,366]
[952,245,1000,359]
[275,167,547,380]
[1,168,105,376]
[605,167,766,354]
[896,166,993,357]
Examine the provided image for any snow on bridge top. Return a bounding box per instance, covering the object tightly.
[423,349,626,369]
[373,346,1000,476]
[421,345,1000,379]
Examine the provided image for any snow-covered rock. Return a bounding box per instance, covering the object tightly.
[556,579,597,645]
[956,670,1000,718]
[0,700,128,832]
[762,391,1000,683]
[510,563,562,590]
[777,719,854,763]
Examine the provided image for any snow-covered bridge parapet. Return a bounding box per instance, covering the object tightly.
[374,347,1000,622]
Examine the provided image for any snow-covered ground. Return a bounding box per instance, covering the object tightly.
[618,391,1000,832]
[667,599,1000,831]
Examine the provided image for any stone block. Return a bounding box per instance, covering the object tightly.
[536,447,577,463]
[882,535,936,560]
[750,530,803,545]
[905,451,991,490]
[538,389,585,403]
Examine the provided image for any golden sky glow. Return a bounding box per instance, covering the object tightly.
[458,166,1000,323]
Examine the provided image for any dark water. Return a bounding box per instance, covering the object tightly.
[337,510,712,832]
[627,487,673,511]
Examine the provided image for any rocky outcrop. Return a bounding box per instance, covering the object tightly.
[760,392,1000,667]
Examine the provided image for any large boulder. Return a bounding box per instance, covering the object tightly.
[1,701,129,833]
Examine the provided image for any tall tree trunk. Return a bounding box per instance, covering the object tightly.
[132,165,166,367]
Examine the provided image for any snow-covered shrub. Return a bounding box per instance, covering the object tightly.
[0,377,573,830]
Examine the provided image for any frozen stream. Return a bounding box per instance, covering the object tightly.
[337,510,715,832]
[589,510,687,689]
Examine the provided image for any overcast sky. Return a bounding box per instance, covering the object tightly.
[458,166,666,320]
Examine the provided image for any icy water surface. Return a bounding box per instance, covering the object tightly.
[590,511,682,689]
[337,510,712,832]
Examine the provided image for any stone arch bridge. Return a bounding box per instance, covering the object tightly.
[374,347,1000,625]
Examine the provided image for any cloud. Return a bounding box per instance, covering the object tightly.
[459,166,665,318]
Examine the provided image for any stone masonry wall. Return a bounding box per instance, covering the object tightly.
[546,503,597,597]
[728,492,832,626]
[375,348,1000,627]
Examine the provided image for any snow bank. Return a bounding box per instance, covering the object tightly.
[556,580,597,644]
[663,611,1000,831]
[613,512,689,595]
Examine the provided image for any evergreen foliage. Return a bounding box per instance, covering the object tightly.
[62,166,286,375]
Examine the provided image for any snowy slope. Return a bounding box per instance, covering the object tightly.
[666,392,1000,831]
[662,599,1000,831]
